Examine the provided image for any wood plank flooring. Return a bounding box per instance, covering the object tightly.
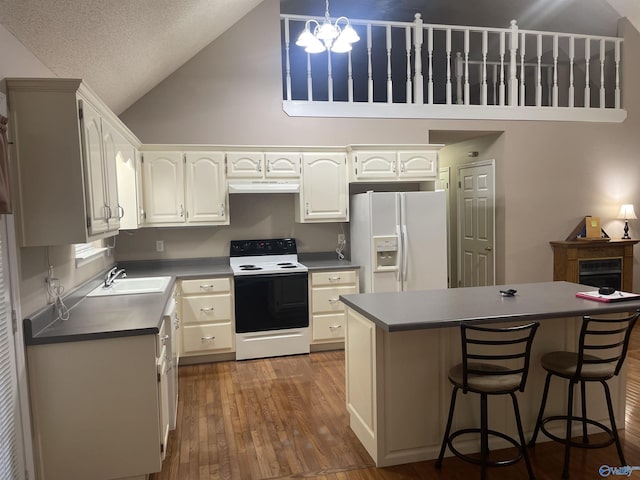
[152,326,640,480]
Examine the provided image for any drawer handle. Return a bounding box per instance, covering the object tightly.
[329,324,342,330]
[201,336,216,343]
[199,284,215,289]
[328,276,341,282]
[200,307,215,312]
[328,298,340,303]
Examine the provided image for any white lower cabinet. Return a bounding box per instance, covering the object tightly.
[26,328,168,480]
[179,277,235,355]
[310,269,359,344]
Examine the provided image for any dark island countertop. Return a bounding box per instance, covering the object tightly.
[340,281,640,332]
[25,255,360,346]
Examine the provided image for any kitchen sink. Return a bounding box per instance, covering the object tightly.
[87,276,172,297]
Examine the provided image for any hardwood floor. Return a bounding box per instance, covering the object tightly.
[152,326,640,480]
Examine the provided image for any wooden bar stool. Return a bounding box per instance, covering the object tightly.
[436,321,539,480]
[528,311,640,479]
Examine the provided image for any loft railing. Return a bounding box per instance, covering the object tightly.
[279,14,625,122]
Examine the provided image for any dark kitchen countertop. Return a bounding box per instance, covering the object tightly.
[340,281,640,332]
[24,255,359,346]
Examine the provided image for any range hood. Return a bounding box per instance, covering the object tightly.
[228,180,300,194]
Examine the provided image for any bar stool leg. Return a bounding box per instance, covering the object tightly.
[480,393,489,480]
[580,381,589,444]
[563,380,577,479]
[529,372,553,447]
[602,380,626,466]
[436,386,459,468]
[510,392,535,479]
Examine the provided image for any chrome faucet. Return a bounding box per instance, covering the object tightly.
[104,266,126,287]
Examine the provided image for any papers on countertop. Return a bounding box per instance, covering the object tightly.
[576,290,640,303]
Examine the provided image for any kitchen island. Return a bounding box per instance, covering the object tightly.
[339,281,640,467]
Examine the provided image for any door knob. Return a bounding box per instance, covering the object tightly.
[485,246,493,252]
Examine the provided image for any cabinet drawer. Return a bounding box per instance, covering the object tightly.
[182,323,233,353]
[312,313,345,341]
[180,277,230,295]
[311,270,357,286]
[156,319,168,357]
[312,285,356,313]
[182,294,232,324]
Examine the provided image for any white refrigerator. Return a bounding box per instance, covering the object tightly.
[350,191,448,293]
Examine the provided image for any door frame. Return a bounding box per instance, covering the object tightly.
[456,159,496,287]
[438,166,452,288]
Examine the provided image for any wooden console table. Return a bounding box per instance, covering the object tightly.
[550,239,639,292]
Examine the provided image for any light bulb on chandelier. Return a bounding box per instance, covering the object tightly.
[295,0,360,54]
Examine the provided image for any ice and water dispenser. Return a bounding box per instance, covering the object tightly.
[372,236,399,271]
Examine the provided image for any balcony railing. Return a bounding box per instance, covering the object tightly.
[280,14,625,122]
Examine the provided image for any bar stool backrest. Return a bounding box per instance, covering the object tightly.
[576,310,640,379]
[461,322,539,393]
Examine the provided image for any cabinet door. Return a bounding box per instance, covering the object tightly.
[116,144,141,230]
[226,152,264,178]
[185,152,228,224]
[300,153,348,222]
[80,101,109,235]
[101,121,123,231]
[397,151,438,178]
[353,151,397,180]
[265,153,300,178]
[142,152,185,224]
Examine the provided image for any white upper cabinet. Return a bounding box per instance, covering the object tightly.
[185,152,227,224]
[226,151,300,179]
[296,152,348,223]
[226,152,263,178]
[116,143,142,230]
[6,78,139,246]
[349,146,441,182]
[265,153,300,178]
[142,152,185,224]
[141,150,229,226]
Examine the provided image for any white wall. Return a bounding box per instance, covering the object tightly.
[119,0,640,288]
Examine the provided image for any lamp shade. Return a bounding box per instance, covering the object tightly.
[617,204,637,220]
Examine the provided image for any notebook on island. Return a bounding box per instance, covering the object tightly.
[576,291,640,303]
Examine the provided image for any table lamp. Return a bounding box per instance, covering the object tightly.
[617,204,637,239]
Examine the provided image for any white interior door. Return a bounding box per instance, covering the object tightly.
[457,161,495,287]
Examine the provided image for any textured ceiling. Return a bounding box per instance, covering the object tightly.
[0,0,636,115]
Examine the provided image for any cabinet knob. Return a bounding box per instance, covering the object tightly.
[117,205,125,219]
[220,203,225,217]
[328,276,341,282]
[199,284,215,290]
[329,324,342,330]
[201,336,216,343]
[179,205,184,217]
[200,307,215,312]
[266,160,272,172]
[328,298,340,303]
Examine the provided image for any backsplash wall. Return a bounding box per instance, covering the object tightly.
[114,194,346,261]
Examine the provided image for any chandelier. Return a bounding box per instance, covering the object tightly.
[295,0,360,54]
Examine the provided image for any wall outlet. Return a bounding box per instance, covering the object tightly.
[156,240,165,252]
[338,234,345,244]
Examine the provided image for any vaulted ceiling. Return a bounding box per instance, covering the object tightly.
[0,0,636,115]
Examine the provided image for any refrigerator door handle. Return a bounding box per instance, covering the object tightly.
[396,224,403,284]
[402,224,409,282]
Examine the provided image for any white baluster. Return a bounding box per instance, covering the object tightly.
[414,14,424,104]
[499,31,506,106]
[615,40,621,109]
[327,50,333,102]
[546,65,552,106]
[481,30,488,105]
[569,36,575,107]
[428,26,434,104]
[585,38,591,108]
[464,29,470,105]
[386,25,393,103]
[600,39,606,108]
[306,52,313,101]
[284,18,292,101]
[553,35,558,107]
[348,50,354,103]
[509,20,519,106]
[492,64,498,105]
[536,34,542,107]
[519,32,526,106]
[456,52,463,104]
[446,29,452,104]
[367,24,373,103]
[405,26,413,103]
